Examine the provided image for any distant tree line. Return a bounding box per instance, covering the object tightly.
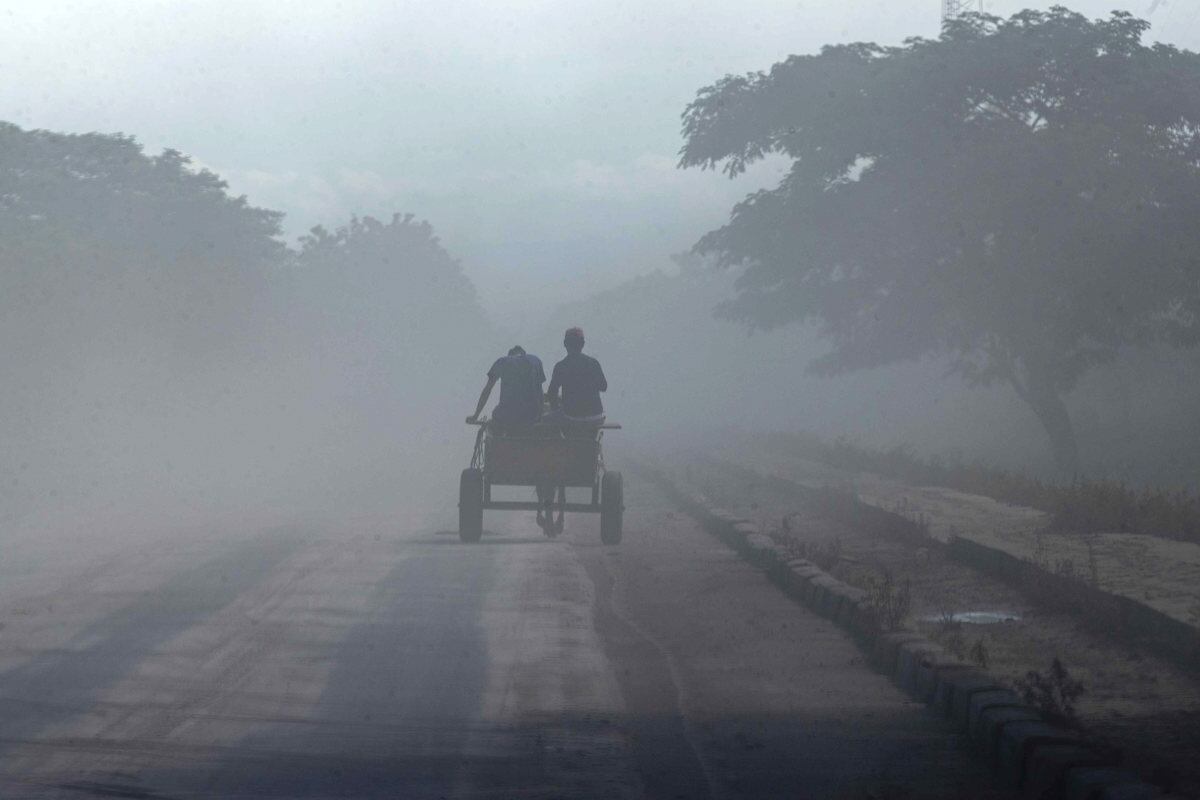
[0,123,488,355]
[0,122,490,521]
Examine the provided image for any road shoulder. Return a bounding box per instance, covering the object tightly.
[574,476,1013,799]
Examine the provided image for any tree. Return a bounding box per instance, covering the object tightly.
[0,123,286,358]
[0,123,289,523]
[292,213,491,407]
[281,213,494,510]
[679,8,1200,473]
[296,214,482,332]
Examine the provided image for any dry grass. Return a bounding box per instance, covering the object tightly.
[768,432,1200,545]
[864,568,912,632]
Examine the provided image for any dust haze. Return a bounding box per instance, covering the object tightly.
[2,0,1200,547]
[5,1,1200,797]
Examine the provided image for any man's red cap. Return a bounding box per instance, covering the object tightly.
[565,326,584,340]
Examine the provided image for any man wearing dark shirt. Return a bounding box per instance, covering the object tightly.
[468,345,545,427]
[538,327,607,536]
[546,327,606,421]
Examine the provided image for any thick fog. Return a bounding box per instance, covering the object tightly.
[0,130,489,549]
[3,0,1200,551]
[5,1,1197,314]
[5,8,1200,799]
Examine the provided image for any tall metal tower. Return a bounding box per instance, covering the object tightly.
[942,0,983,21]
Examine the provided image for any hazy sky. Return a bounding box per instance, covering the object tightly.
[2,0,1196,316]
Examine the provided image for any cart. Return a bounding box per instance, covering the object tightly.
[459,417,623,544]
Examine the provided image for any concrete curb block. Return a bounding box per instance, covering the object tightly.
[977,706,1045,758]
[965,688,1022,735]
[631,462,1171,800]
[994,720,1079,787]
[1026,745,1110,800]
[870,631,925,673]
[1065,768,1161,800]
[937,669,1003,723]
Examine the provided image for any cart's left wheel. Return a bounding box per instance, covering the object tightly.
[600,471,623,545]
[459,468,484,543]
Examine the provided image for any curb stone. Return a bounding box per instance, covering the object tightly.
[968,694,1025,742]
[921,657,975,706]
[1065,768,1162,800]
[921,662,979,705]
[977,707,1045,757]
[896,639,947,701]
[633,463,1174,800]
[871,631,926,674]
[1025,745,1110,800]
[995,720,1079,787]
[936,669,1004,721]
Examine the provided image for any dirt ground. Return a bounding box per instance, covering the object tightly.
[728,439,1200,630]
[654,448,1200,797]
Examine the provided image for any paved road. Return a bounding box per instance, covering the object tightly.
[0,478,1013,799]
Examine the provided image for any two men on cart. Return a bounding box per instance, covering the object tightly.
[467,327,607,534]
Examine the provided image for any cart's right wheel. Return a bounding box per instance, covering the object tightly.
[600,470,623,545]
[459,468,484,543]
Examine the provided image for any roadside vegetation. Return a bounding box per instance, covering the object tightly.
[767,431,1200,545]
[666,454,1200,796]
[863,569,912,633]
[0,123,491,525]
[682,8,1200,476]
[1014,657,1086,729]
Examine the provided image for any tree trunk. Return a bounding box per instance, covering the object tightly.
[1013,365,1080,476]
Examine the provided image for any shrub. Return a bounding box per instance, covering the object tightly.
[931,608,967,659]
[1014,657,1085,728]
[865,569,912,632]
[795,537,844,571]
[969,638,990,670]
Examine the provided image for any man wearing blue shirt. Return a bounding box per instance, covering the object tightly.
[468,345,545,427]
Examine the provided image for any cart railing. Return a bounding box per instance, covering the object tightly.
[459,416,625,543]
[466,416,620,484]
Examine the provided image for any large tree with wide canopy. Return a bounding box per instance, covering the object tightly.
[680,8,1200,473]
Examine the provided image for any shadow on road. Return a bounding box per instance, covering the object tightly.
[138,542,496,799]
[0,528,307,757]
[420,532,555,546]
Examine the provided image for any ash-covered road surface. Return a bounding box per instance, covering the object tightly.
[0,479,1012,799]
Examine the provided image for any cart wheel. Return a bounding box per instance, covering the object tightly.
[459,468,484,543]
[600,471,623,545]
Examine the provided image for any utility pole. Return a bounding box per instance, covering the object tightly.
[942,0,983,22]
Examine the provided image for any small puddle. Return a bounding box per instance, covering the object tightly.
[922,611,1021,625]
